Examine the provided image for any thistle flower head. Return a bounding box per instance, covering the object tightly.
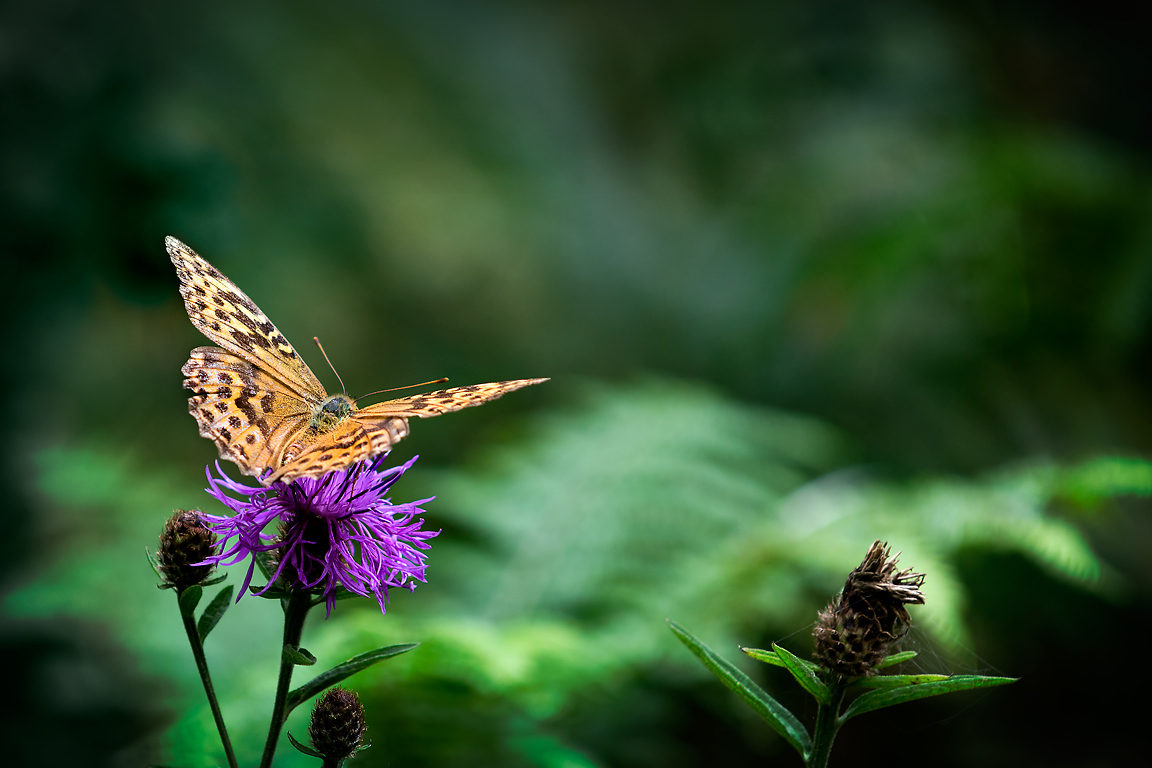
[158,509,218,589]
[812,540,925,678]
[200,454,438,616]
[309,688,368,763]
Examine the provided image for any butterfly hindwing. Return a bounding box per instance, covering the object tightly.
[182,346,315,478]
[263,418,377,484]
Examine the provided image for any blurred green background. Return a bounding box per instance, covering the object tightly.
[3,0,1151,765]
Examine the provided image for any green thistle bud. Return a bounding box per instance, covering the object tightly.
[309,688,368,764]
[157,510,217,589]
[812,540,925,678]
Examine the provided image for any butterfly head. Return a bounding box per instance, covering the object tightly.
[311,394,355,432]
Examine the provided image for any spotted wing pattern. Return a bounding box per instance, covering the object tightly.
[181,346,315,477]
[169,236,548,484]
[265,380,547,483]
[355,380,551,420]
[167,236,325,401]
[263,418,395,484]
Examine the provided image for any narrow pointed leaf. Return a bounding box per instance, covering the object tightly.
[283,645,317,666]
[145,547,161,578]
[773,643,831,704]
[876,651,918,669]
[668,621,811,756]
[853,674,950,689]
[743,645,822,673]
[842,675,1018,719]
[177,585,203,617]
[286,731,324,758]
[196,585,235,643]
[253,549,275,581]
[741,646,786,667]
[252,584,289,599]
[286,644,419,713]
[312,586,360,606]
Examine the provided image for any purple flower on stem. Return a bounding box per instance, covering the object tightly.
[200,454,438,616]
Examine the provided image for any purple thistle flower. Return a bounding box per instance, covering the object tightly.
[199,454,438,616]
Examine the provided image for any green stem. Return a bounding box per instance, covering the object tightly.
[260,589,314,768]
[179,597,239,768]
[807,680,846,767]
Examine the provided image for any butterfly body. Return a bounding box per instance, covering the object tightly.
[168,236,546,484]
[311,394,355,431]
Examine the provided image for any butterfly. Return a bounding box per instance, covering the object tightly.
[167,236,547,484]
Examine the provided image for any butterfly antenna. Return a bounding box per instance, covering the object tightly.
[313,336,348,394]
[354,377,450,405]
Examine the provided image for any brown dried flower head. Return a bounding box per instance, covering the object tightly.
[812,540,925,678]
[158,509,217,589]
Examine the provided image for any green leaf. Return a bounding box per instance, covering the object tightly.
[312,586,360,606]
[252,584,289,599]
[741,646,786,667]
[177,585,203,618]
[852,674,949,689]
[283,644,317,666]
[876,651,918,669]
[741,645,824,673]
[144,547,161,578]
[1060,456,1152,505]
[772,643,830,704]
[286,731,324,758]
[196,585,234,643]
[254,549,275,581]
[668,621,811,756]
[842,675,1018,719]
[286,644,419,714]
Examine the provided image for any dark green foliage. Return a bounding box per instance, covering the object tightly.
[287,645,419,714]
[177,585,203,619]
[283,645,318,667]
[669,621,811,756]
[840,675,1017,720]
[286,731,325,759]
[4,0,1152,765]
[196,586,234,643]
[688,633,1016,762]
[772,644,831,705]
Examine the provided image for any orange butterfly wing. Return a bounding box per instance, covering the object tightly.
[170,236,547,484]
[264,380,549,483]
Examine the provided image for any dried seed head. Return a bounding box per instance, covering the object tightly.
[812,540,925,678]
[309,687,367,762]
[157,510,217,589]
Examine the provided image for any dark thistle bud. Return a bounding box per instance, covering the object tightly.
[157,510,217,589]
[309,688,368,764]
[812,540,925,678]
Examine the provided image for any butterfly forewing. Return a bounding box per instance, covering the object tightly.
[167,236,326,402]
